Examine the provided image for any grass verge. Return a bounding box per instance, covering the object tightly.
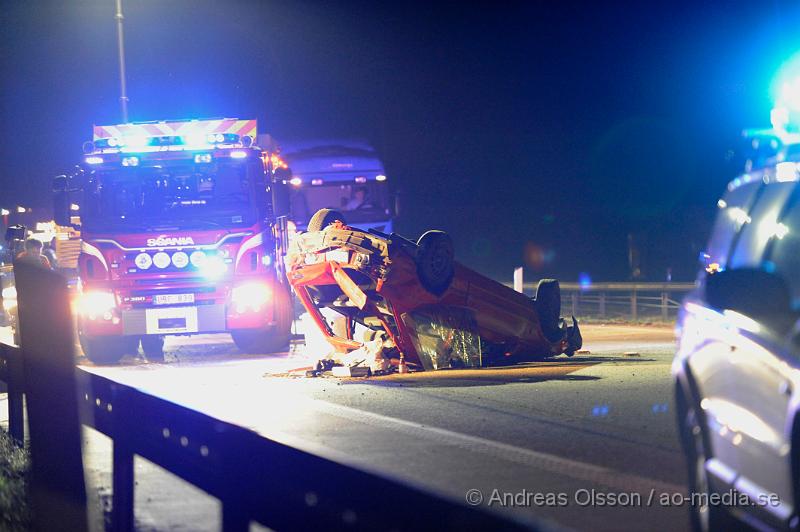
[0,430,29,531]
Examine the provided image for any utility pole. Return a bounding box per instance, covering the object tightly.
[115,0,129,122]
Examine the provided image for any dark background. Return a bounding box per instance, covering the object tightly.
[1,1,798,281]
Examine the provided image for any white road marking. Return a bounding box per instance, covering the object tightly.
[305,398,685,495]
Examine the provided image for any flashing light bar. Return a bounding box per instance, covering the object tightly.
[93,132,248,151]
[90,118,258,154]
[775,161,799,182]
[769,55,800,136]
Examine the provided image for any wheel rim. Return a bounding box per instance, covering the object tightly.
[688,409,711,532]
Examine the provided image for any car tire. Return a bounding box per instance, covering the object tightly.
[683,406,739,532]
[80,334,132,365]
[416,230,455,296]
[231,326,290,354]
[307,208,347,232]
[140,335,165,362]
[535,279,563,343]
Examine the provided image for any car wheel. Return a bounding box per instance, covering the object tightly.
[80,334,130,365]
[416,230,454,296]
[140,335,165,362]
[535,279,563,343]
[307,208,347,232]
[683,406,738,532]
[231,326,289,354]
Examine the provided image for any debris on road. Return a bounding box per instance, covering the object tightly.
[332,366,372,378]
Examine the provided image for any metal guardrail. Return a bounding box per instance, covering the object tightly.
[514,281,696,322]
[0,262,534,532]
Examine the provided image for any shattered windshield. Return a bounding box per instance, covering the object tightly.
[401,307,483,370]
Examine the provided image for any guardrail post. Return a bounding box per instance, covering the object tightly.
[222,501,249,531]
[513,267,523,293]
[661,292,668,321]
[112,438,135,532]
[6,346,24,443]
[599,292,606,319]
[631,290,638,321]
[14,261,88,531]
[571,292,578,317]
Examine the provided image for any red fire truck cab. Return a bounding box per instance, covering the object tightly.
[54,118,293,364]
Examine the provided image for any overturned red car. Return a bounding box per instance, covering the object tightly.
[287,209,582,373]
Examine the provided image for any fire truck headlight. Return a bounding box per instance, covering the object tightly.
[135,252,152,270]
[153,252,171,269]
[121,156,139,167]
[190,250,206,267]
[172,251,189,268]
[231,282,271,313]
[85,156,103,165]
[78,291,117,321]
[2,286,17,311]
[230,150,248,159]
[199,255,227,279]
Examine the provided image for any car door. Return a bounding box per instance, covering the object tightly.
[688,274,795,526]
[709,177,800,525]
[721,326,794,524]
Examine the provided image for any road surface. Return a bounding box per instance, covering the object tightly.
[71,323,689,531]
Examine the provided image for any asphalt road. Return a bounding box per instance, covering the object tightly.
[75,323,690,532]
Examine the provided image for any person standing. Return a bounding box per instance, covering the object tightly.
[15,238,52,269]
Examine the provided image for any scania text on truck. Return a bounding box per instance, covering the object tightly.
[53,118,293,363]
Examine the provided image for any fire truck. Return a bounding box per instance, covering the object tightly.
[53,118,293,364]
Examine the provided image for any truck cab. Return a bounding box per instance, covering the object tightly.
[56,118,293,363]
[281,140,394,234]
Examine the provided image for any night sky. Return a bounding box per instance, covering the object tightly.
[2,1,799,281]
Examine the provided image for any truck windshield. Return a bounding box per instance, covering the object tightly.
[83,162,257,232]
[289,181,389,225]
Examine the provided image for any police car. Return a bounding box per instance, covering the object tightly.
[673,95,800,531]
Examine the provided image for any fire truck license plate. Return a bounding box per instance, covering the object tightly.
[145,307,199,334]
[153,293,195,305]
